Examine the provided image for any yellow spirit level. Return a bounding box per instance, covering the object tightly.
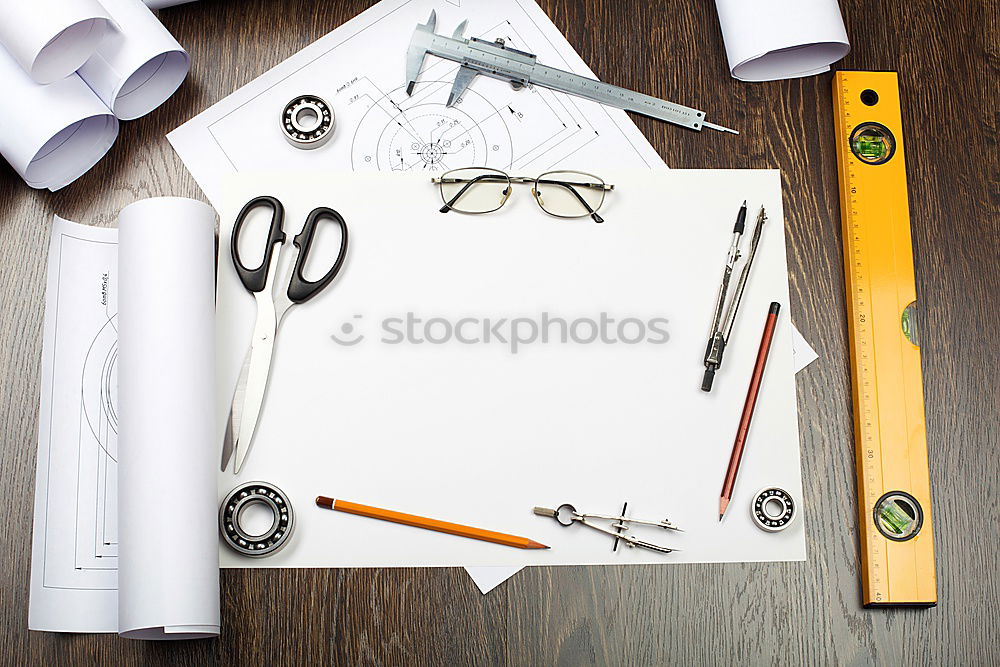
[832,71,936,607]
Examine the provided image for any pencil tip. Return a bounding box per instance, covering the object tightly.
[526,539,549,549]
[719,514,724,522]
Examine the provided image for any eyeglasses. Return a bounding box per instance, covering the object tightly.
[432,168,614,223]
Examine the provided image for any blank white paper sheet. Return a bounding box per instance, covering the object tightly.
[215,168,807,570]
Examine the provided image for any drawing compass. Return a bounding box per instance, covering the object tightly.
[404,11,738,134]
[701,203,767,391]
[534,504,681,554]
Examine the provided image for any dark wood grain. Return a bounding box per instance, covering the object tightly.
[2,0,998,663]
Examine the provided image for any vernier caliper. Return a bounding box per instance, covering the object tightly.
[405,11,737,135]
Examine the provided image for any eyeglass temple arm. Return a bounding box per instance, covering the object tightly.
[535,178,608,223]
[435,174,510,213]
[526,178,613,191]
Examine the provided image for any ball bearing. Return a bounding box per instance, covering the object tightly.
[750,487,796,532]
[220,482,294,557]
[281,95,334,149]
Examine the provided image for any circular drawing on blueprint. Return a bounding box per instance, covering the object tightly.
[351,80,513,172]
[82,315,119,460]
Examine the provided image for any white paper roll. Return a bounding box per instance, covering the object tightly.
[142,0,199,8]
[117,197,220,640]
[0,0,112,83]
[714,0,850,82]
[0,47,118,191]
[79,0,190,120]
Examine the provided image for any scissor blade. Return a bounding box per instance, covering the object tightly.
[220,415,236,472]
[233,296,278,473]
[219,355,250,471]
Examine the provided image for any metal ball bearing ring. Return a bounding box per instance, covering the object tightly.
[750,487,796,532]
[281,95,334,149]
[220,482,294,557]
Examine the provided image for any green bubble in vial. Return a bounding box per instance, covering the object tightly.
[902,302,920,346]
[853,135,888,160]
[878,500,914,535]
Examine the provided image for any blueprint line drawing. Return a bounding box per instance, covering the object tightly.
[35,225,120,592]
[349,78,514,172]
[78,313,119,569]
[346,16,618,173]
[167,0,664,207]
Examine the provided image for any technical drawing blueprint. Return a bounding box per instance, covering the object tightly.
[168,0,666,207]
[79,312,119,568]
[30,204,221,635]
[29,218,119,632]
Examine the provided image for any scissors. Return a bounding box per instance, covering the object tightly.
[221,195,349,473]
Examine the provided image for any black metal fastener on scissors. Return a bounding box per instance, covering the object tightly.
[220,196,349,474]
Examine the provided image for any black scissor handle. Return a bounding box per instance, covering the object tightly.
[231,195,286,293]
[287,206,349,304]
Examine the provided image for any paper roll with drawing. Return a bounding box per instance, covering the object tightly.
[117,198,219,639]
[29,200,220,637]
[714,0,850,81]
[0,0,112,83]
[0,0,190,188]
[78,0,190,120]
[142,0,200,8]
[0,49,118,191]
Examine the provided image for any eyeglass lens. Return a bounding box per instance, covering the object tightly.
[533,170,607,218]
[438,167,511,214]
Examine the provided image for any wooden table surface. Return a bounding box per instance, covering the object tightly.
[2,0,997,663]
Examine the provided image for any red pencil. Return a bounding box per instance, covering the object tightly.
[719,302,781,521]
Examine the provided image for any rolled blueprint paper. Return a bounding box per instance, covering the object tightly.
[78,0,189,120]
[0,0,112,83]
[0,47,118,191]
[143,0,199,8]
[714,0,850,82]
[117,197,219,640]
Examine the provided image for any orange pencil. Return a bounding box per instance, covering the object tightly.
[315,496,549,550]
